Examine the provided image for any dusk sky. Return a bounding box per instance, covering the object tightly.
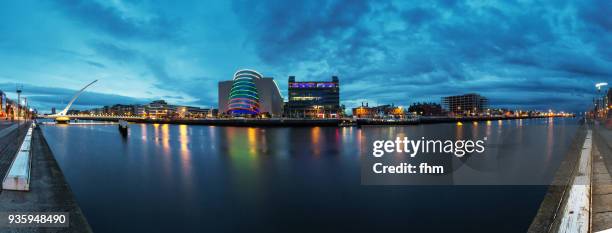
[0,0,610,113]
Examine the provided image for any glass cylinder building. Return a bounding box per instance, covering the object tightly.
[227,69,262,116]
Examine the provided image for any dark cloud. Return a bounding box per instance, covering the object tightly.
[3,1,610,113]
[232,0,611,112]
[51,0,180,40]
[84,60,106,68]
[401,7,438,27]
[232,0,373,66]
[88,41,139,63]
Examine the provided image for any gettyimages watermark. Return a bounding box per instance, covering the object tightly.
[370,137,487,174]
[360,123,581,185]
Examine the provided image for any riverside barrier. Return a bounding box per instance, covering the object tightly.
[556,130,592,233]
[2,125,33,191]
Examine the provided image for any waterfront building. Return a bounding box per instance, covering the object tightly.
[607,88,611,109]
[227,69,261,116]
[0,91,6,118]
[285,76,340,118]
[66,109,80,115]
[177,106,217,118]
[133,105,146,117]
[408,102,444,116]
[218,69,283,117]
[218,81,233,115]
[255,77,284,118]
[108,104,134,116]
[352,102,405,119]
[352,103,375,118]
[442,93,489,116]
[146,100,175,119]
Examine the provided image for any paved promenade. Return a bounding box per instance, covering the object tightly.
[593,123,612,232]
[0,121,28,182]
[528,120,612,233]
[0,123,92,232]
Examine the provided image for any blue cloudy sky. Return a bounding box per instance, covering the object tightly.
[0,0,610,113]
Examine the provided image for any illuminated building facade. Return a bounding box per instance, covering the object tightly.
[227,69,261,116]
[352,102,406,119]
[607,88,611,109]
[285,76,340,118]
[408,102,444,116]
[0,91,6,118]
[218,69,283,117]
[442,93,489,116]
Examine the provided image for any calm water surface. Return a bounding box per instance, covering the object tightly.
[41,118,579,233]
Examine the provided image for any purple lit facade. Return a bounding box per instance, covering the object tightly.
[289,83,337,89]
[285,76,341,118]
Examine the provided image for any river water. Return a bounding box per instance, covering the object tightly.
[41,118,579,232]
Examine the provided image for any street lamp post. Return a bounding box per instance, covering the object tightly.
[15,84,23,141]
[16,84,22,126]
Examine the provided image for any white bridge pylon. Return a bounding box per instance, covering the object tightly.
[56,80,97,116]
[47,80,97,118]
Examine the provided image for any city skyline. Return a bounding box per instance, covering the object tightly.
[1,0,610,112]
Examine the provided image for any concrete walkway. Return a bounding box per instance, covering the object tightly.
[592,142,612,231]
[0,123,29,182]
[0,123,18,138]
[0,126,92,232]
[593,123,612,232]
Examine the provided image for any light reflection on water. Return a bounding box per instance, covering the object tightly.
[40,118,579,233]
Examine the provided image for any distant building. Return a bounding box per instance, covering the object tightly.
[177,106,217,118]
[256,77,284,117]
[0,91,6,118]
[66,109,80,115]
[109,104,134,116]
[352,102,405,119]
[408,102,444,116]
[608,88,611,108]
[146,100,175,119]
[51,107,56,115]
[218,81,233,114]
[218,69,283,117]
[285,76,340,118]
[133,105,146,116]
[442,93,488,116]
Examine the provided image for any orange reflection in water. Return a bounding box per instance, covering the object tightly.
[247,128,258,156]
[312,127,321,157]
[178,124,192,188]
[140,123,147,141]
[455,123,463,139]
[179,124,190,156]
[546,118,554,161]
[153,123,160,146]
[472,121,479,138]
[161,124,170,153]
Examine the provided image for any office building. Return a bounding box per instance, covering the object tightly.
[0,91,6,118]
[108,104,134,116]
[177,106,217,118]
[607,88,611,108]
[352,102,405,119]
[442,93,488,116]
[218,69,283,117]
[133,105,146,116]
[218,81,233,114]
[408,102,444,116]
[146,100,175,119]
[285,76,340,118]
